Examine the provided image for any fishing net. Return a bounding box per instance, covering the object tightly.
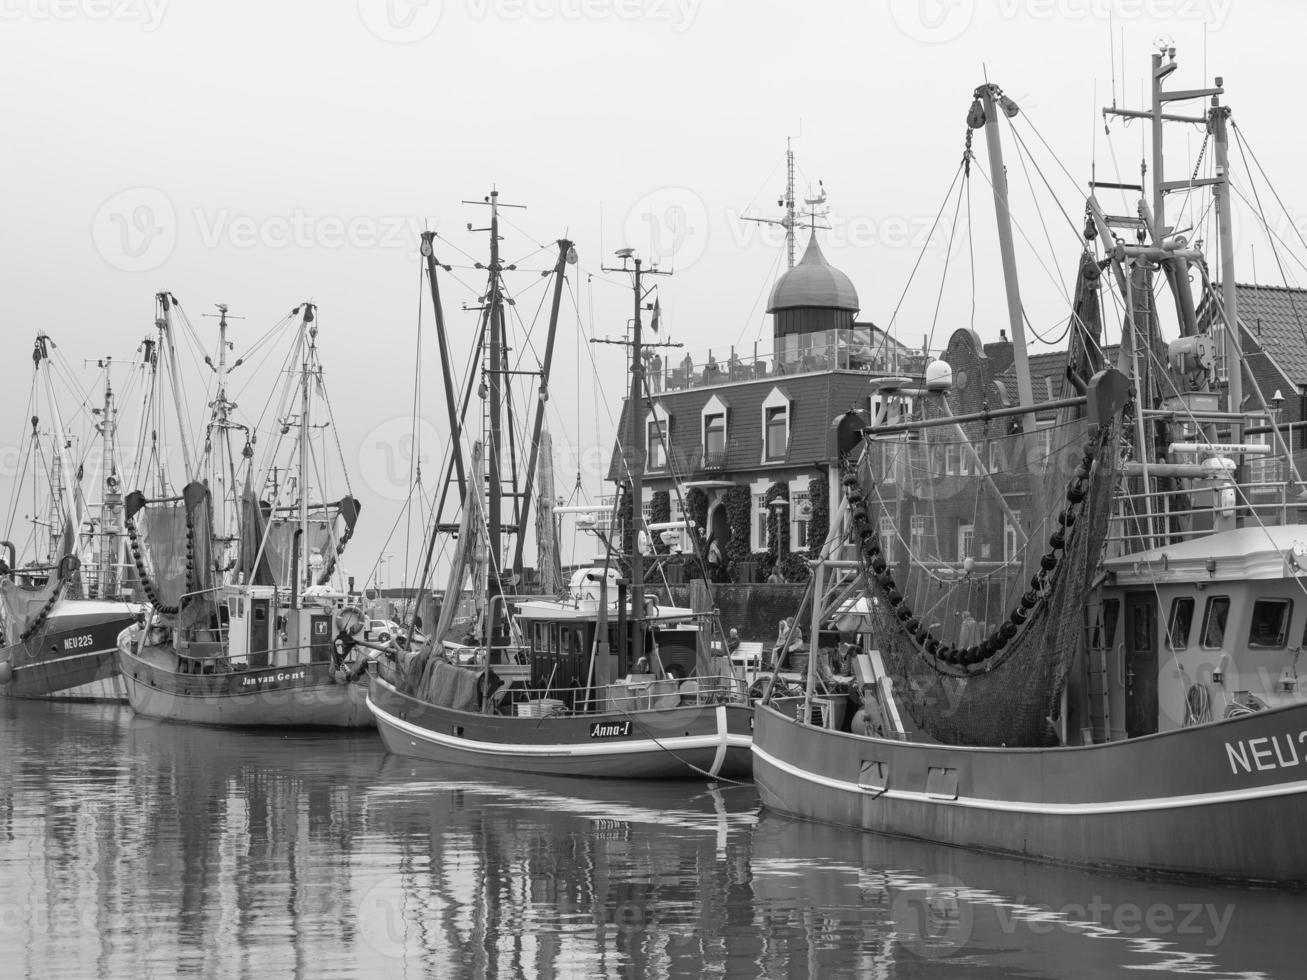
[125,481,216,629]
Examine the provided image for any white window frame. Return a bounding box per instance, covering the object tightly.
[761,387,792,462]
[701,394,729,467]
[645,403,670,471]
[879,516,896,563]
[957,523,974,561]
[1003,510,1022,563]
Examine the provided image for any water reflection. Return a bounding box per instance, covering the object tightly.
[0,700,1303,979]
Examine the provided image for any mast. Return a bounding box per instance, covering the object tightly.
[299,314,310,588]
[973,83,1036,419]
[510,238,575,579]
[202,302,249,576]
[97,360,121,598]
[602,249,671,670]
[156,292,196,480]
[1209,82,1242,422]
[463,189,526,644]
[33,335,83,561]
[1102,47,1232,403]
[741,137,831,271]
[420,232,467,501]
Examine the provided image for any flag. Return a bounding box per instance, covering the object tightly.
[650,298,661,333]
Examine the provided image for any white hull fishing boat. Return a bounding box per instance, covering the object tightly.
[369,196,751,779]
[117,297,372,728]
[754,51,1307,884]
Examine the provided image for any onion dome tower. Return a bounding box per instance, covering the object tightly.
[765,235,860,343]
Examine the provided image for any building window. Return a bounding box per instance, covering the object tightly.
[761,387,792,463]
[910,515,929,552]
[1003,511,1021,563]
[645,405,669,471]
[956,523,973,561]
[647,419,667,470]
[793,491,811,550]
[754,492,768,551]
[765,406,788,459]
[879,516,896,563]
[701,395,728,470]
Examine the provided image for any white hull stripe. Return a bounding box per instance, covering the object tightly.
[369,695,750,760]
[10,649,116,671]
[751,742,1307,816]
[709,705,728,777]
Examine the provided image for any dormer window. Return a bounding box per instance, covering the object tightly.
[761,387,792,462]
[701,394,728,470]
[646,403,669,470]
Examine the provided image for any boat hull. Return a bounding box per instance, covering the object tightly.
[0,603,139,702]
[752,696,1307,885]
[117,645,373,728]
[368,676,752,780]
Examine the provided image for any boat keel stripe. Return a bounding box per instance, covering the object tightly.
[751,742,1307,815]
[370,694,750,760]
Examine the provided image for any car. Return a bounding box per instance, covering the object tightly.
[366,619,426,646]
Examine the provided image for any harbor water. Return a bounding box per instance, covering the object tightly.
[1,698,1303,979]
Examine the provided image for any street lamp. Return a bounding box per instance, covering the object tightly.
[380,554,393,592]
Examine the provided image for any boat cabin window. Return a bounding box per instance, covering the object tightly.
[1201,596,1230,649]
[1248,599,1292,648]
[1166,597,1194,649]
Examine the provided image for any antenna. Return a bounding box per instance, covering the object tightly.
[740,136,831,269]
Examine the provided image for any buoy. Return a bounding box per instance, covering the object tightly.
[0,661,11,685]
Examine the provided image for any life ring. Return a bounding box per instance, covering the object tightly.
[334,605,365,636]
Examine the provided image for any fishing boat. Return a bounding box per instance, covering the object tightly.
[0,335,143,700]
[116,297,372,728]
[367,195,752,778]
[753,51,1307,884]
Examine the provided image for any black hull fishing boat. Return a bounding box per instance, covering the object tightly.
[369,197,751,778]
[1,335,143,701]
[754,52,1307,884]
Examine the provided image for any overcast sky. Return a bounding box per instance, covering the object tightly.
[2,0,1303,585]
